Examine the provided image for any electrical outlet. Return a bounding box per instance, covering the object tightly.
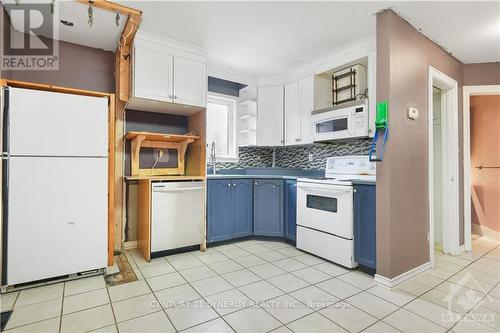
[308,154,314,162]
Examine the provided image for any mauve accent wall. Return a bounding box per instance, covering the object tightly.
[376,10,464,279]
[463,63,500,86]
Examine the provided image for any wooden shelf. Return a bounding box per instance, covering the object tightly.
[125,131,200,177]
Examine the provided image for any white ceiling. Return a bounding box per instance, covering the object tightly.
[5,1,499,76]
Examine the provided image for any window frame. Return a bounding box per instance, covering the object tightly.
[206,92,239,163]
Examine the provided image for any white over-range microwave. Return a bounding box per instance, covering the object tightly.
[311,99,369,142]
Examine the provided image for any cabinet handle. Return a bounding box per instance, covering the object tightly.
[254,182,258,186]
[353,189,357,193]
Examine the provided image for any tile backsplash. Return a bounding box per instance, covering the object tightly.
[218,139,372,170]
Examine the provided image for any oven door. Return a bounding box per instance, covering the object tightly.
[311,112,351,141]
[297,182,353,239]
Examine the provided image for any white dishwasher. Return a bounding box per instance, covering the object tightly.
[151,181,205,253]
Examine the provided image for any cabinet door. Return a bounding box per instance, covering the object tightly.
[284,81,299,145]
[253,180,284,237]
[284,180,297,241]
[233,179,253,238]
[298,75,314,144]
[173,57,207,108]
[353,185,376,269]
[207,180,233,243]
[257,86,284,146]
[134,46,173,102]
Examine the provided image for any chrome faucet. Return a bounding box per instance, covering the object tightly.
[272,148,276,168]
[210,142,217,174]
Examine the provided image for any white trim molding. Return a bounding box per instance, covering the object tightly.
[428,67,460,267]
[463,85,500,252]
[374,262,432,288]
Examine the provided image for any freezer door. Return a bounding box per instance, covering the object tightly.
[6,156,108,285]
[8,88,108,157]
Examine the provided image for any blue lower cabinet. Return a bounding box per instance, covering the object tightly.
[353,184,376,270]
[207,180,233,243]
[233,179,253,238]
[253,179,284,237]
[284,180,297,241]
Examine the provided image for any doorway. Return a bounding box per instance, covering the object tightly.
[463,86,500,250]
[428,67,460,267]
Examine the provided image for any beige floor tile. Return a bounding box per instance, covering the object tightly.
[165,299,219,331]
[451,315,499,333]
[437,255,473,267]
[245,245,272,255]
[3,317,59,333]
[248,263,286,279]
[221,269,261,287]
[204,288,252,316]
[448,272,495,293]
[260,241,291,251]
[238,280,284,302]
[480,295,500,313]
[146,272,186,292]
[15,283,63,308]
[196,252,229,264]
[346,291,398,319]
[469,304,500,330]
[366,284,415,306]
[313,262,350,277]
[5,298,61,330]
[108,279,151,302]
[426,268,456,280]
[112,293,161,323]
[383,308,447,333]
[63,288,109,314]
[294,254,326,266]
[179,265,218,282]
[261,294,313,324]
[337,271,376,290]
[233,254,267,267]
[256,250,288,262]
[273,258,307,272]
[65,275,106,296]
[404,298,461,328]
[223,307,281,333]
[218,247,251,259]
[319,302,377,333]
[139,262,176,278]
[277,247,305,257]
[190,276,233,297]
[316,278,362,299]
[1,291,19,311]
[182,317,234,333]
[89,324,118,333]
[269,326,293,333]
[291,267,331,284]
[421,287,478,314]
[168,256,205,271]
[117,311,175,333]
[290,285,339,310]
[154,283,201,308]
[208,260,244,275]
[435,260,465,273]
[396,280,433,296]
[459,267,500,285]
[362,321,400,333]
[268,273,309,293]
[287,312,347,333]
[60,304,114,333]
[411,272,446,288]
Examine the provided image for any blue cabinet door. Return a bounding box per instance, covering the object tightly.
[353,184,376,269]
[233,179,253,238]
[207,179,233,243]
[253,179,284,237]
[284,180,297,241]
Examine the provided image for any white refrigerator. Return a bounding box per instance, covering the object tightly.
[2,87,108,286]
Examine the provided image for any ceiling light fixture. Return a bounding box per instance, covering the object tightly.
[88,3,94,27]
[115,12,120,27]
[50,0,55,14]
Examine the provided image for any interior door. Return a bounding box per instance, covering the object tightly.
[470,95,500,233]
[285,81,299,145]
[134,46,174,102]
[6,156,108,285]
[8,88,108,157]
[173,57,207,108]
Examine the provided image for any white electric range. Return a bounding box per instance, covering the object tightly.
[296,155,375,268]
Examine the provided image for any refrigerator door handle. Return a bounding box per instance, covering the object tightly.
[1,86,8,285]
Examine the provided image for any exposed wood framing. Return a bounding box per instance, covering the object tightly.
[137,179,151,261]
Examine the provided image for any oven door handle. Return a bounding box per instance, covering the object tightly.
[297,182,352,194]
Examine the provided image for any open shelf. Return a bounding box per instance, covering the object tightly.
[239,99,257,107]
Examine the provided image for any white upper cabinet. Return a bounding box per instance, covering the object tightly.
[173,56,207,108]
[128,32,207,115]
[284,75,314,145]
[257,86,284,146]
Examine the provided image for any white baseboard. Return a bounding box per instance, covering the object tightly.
[374,261,432,288]
[123,241,137,250]
[472,224,500,242]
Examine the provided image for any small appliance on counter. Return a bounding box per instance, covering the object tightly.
[296,155,375,268]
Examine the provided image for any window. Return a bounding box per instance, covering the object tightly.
[206,93,238,162]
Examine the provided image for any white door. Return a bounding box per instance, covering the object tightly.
[6,157,108,285]
[8,88,108,157]
[285,81,299,145]
[298,76,314,144]
[257,86,284,146]
[173,57,207,108]
[134,46,174,102]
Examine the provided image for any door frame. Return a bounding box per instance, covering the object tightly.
[463,85,500,251]
[428,67,459,267]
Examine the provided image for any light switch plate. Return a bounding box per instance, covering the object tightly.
[408,107,419,120]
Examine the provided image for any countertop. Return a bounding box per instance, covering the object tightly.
[207,167,324,180]
[207,174,305,180]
